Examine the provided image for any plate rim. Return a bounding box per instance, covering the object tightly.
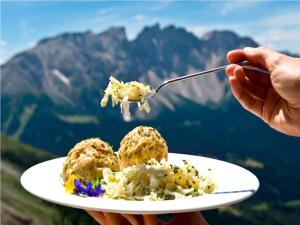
[20,153,260,214]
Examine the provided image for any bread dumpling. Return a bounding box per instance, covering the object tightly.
[118,126,168,169]
[61,138,119,183]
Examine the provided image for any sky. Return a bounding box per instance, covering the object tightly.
[1,1,300,64]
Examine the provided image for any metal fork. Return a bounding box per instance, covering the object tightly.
[143,61,270,101]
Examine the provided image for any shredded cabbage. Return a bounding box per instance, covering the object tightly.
[100,159,216,201]
[101,76,154,118]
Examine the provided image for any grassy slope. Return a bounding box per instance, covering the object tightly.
[11,104,37,140]
[55,114,99,124]
[1,135,97,225]
[1,135,300,225]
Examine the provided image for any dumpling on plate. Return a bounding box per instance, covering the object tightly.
[61,138,119,183]
[118,126,168,169]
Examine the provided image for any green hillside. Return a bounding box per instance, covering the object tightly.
[1,135,300,225]
[1,135,98,225]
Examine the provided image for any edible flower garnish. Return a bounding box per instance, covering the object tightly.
[73,179,105,197]
[65,175,76,193]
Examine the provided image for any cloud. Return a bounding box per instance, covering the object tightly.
[186,23,241,38]
[253,10,300,52]
[150,0,172,11]
[261,10,300,27]
[186,25,213,37]
[214,1,262,15]
[0,40,8,64]
[186,8,300,53]
[133,14,146,22]
[256,27,300,52]
[0,40,7,47]
[19,20,36,37]
[29,41,37,48]
[98,7,115,15]
[20,20,28,27]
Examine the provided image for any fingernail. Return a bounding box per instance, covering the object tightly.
[243,47,255,52]
[156,214,173,223]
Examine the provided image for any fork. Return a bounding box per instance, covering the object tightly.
[143,61,270,101]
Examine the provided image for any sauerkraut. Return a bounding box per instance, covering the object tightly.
[100,159,216,201]
[100,76,154,117]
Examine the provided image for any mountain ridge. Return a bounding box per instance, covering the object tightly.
[1,25,257,103]
[1,24,300,156]
[1,24,300,225]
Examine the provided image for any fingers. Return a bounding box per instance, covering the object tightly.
[240,69,271,88]
[87,211,156,225]
[86,211,129,225]
[121,214,144,225]
[104,212,132,225]
[227,65,268,101]
[227,64,271,88]
[170,212,208,225]
[227,49,246,63]
[86,210,106,225]
[198,213,209,225]
[243,47,283,72]
[228,67,264,118]
[143,215,159,225]
[227,46,284,72]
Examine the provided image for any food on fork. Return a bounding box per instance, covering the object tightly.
[118,126,168,169]
[100,76,154,117]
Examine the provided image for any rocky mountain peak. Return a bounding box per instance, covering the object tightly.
[1,24,263,121]
[2,24,300,154]
[98,26,127,42]
[202,30,239,41]
[135,23,199,44]
[201,30,257,54]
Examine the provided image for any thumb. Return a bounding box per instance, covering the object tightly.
[243,46,283,72]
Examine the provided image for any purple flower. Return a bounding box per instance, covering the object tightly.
[73,179,105,197]
[73,179,85,195]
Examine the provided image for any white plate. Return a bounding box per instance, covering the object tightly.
[20,153,259,214]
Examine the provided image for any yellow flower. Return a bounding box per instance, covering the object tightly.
[65,175,77,193]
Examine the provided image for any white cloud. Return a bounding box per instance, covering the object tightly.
[219,1,262,15]
[150,0,172,11]
[253,10,300,52]
[20,20,36,37]
[186,9,300,53]
[29,41,37,48]
[0,40,8,64]
[0,57,5,65]
[20,20,28,27]
[260,10,300,27]
[133,14,146,21]
[186,25,213,37]
[256,28,300,52]
[98,7,115,15]
[186,23,242,38]
[0,40,7,48]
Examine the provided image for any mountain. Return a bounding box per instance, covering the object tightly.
[1,22,300,225]
[1,25,257,112]
[1,135,99,225]
[1,24,300,171]
[1,24,265,153]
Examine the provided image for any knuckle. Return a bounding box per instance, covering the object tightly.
[257,46,269,52]
[270,54,284,71]
[257,46,283,71]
